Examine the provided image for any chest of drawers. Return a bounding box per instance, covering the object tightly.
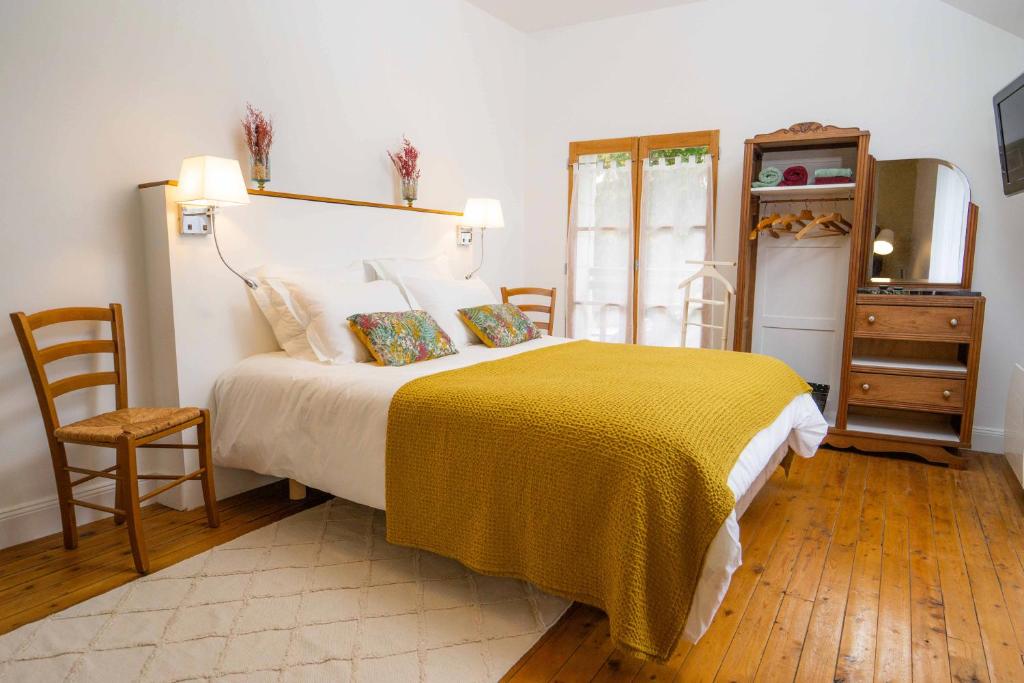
[825,294,985,468]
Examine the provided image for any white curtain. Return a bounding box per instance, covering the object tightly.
[568,159,634,342]
[929,164,967,282]
[637,155,714,347]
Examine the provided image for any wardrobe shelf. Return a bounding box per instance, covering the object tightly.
[850,355,968,375]
[749,183,856,200]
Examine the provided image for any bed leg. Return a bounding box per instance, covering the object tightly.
[288,479,307,501]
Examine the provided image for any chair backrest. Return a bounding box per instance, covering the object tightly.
[10,304,128,439]
[501,287,558,334]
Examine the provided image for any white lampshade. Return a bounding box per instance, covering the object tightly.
[873,228,895,256]
[176,155,251,207]
[461,198,504,229]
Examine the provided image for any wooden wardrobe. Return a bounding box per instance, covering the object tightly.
[734,122,983,467]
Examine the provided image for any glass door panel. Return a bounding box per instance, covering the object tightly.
[568,154,634,342]
[636,149,713,347]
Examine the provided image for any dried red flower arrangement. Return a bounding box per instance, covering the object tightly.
[388,136,421,181]
[242,103,274,189]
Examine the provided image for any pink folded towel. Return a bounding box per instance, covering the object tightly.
[814,176,853,185]
[779,165,809,186]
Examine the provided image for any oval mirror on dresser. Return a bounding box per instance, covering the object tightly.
[867,158,975,288]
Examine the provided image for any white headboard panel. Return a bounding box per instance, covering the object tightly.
[138,184,468,507]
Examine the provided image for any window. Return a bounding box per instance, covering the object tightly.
[566,131,719,346]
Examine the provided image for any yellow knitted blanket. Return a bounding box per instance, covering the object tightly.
[385,340,809,661]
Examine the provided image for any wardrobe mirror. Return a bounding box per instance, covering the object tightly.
[868,158,972,286]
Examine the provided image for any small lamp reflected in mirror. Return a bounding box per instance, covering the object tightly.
[873,228,895,256]
[176,155,256,289]
[460,198,504,279]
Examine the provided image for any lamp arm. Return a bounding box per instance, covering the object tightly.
[465,229,485,279]
[211,213,258,289]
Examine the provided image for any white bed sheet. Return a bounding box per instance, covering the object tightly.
[211,336,827,642]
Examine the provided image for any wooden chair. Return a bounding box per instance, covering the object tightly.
[10,304,219,574]
[500,287,558,334]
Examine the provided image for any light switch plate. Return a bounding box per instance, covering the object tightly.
[457,226,473,246]
[180,211,211,235]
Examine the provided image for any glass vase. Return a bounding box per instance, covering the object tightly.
[401,177,418,207]
[251,153,270,190]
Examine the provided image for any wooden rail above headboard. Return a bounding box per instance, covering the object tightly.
[137,180,463,217]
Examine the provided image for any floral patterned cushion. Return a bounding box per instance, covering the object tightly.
[457,303,541,348]
[347,310,458,366]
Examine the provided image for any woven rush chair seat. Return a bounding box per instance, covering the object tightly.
[55,407,202,444]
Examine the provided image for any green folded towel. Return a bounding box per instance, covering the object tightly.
[751,166,782,188]
[814,168,853,178]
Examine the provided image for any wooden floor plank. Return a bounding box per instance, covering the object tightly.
[963,457,1024,656]
[792,455,867,683]
[794,541,857,683]
[978,456,1024,563]
[927,466,990,683]
[906,465,951,683]
[834,540,882,682]
[873,459,913,682]
[589,649,645,683]
[950,465,1024,682]
[506,604,602,682]
[553,618,617,683]
[753,594,814,682]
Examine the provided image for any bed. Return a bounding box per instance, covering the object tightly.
[211,334,827,659]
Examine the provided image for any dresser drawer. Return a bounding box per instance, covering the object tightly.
[849,371,965,412]
[853,304,973,341]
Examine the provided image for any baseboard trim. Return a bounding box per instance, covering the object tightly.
[971,426,1004,455]
[0,482,155,550]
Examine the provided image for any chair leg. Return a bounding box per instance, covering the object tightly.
[116,438,149,574]
[113,469,126,525]
[198,409,220,528]
[51,442,79,550]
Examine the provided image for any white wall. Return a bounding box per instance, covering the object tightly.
[524,0,1024,452]
[0,0,527,548]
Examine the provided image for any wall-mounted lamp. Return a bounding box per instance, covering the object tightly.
[460,198,504,279]
[175,155,256,289]
[873,228,895,256]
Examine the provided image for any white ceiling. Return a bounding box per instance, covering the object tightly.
[464,0,705,33]
[941,0,1024,39]
[465,0,1024,38]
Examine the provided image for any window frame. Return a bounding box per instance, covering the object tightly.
[566,130,720,343]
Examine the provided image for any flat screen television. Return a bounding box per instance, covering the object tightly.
[995,71,1024,196]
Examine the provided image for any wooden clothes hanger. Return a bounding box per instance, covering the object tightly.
[795,212,848,239]
[750,212,781,240]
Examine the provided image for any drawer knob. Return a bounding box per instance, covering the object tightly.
[867,315,876,324]
[949,318,959,328]
[943,389,952,399]
[861,383,870,392]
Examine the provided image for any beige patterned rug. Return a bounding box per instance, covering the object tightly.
[0,498,570,682]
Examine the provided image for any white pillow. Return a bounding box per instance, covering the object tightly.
[286,279,411,363]
[401,277,499,348]
[366,254,454,308]
[248,264,368,361]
